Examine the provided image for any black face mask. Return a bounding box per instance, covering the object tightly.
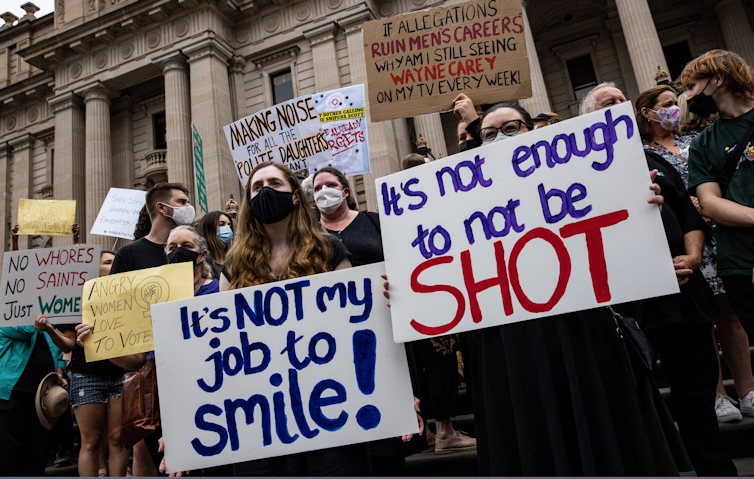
[167,247,200,266]
[250,187,294,224]
[459,138,481,152]
[687,77,719,117]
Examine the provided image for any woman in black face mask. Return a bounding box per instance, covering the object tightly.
[220,161,352,291]
[165,225,219,295]
[219,161,377,477]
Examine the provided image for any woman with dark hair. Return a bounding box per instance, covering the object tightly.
[311,166,431,473]
[380,100,695,476]
[133,205,151,241]
[197,210,234,278]
[312,166,381,267]
[637,85,754,428]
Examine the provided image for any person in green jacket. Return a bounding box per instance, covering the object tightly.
[0,319,67,476]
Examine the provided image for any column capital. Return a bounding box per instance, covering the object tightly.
[49,91,84,113]
[0,142,11,159]
[184,38,233,64]
[76,81,118,103]
[112,95,134,113]
[303,22,338,46]
[229,55,246,74]
[338,10,375,35]
[155,51,189,73]
[8,133,36,150]
[604,17,623,34]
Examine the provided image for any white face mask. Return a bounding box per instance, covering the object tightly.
[483,131,523,145]
[162,203,196,226]
[315,186,345,215]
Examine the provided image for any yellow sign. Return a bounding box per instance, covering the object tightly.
[17,199,77,236]
[318,107,366,122]
[82,263,194,362]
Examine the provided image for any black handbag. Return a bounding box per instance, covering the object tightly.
[608,306,656,389]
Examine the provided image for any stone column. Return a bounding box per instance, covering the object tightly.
[304,23,341,93]
[50,92,85,247]
[111,96,135,189]
[615,0,669,92]
[605,17,640,100]
[82,83,115,249]
[0,143,12,251]
[413,114,448,159]
[186,39,239,211]
[714,0,754,67]
[160,53,195,202]
[10,134,35,250]
[392,118,413,161]
[341,12,401,212]
[518,1,552,116]
[229,55,248,120]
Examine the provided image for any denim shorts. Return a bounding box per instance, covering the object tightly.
[70,372,124,408]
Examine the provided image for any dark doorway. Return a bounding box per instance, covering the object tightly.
[663,41,693,82]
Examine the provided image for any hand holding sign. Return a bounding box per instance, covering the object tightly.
[378,102,679,342]
[81,263,193,361]
[17,199,77,236]
[151,262,416,473]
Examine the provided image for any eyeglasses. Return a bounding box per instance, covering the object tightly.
[480,119,526,142]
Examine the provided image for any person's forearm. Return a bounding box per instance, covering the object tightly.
[697,184,754,227]
[683,229,705,265]
[48,328,75,353]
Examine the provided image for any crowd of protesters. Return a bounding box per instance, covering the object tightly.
[1,48,754,477]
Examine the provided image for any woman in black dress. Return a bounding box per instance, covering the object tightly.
[383,102,694,476]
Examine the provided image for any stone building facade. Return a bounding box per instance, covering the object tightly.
[0,0,753,251]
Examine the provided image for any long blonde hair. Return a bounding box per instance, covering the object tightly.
[226,161,333,288]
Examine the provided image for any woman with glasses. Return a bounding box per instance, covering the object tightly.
[384,101,694,476]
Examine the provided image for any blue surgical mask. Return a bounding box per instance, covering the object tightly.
[483,131,523,145]
[217,225,233,245]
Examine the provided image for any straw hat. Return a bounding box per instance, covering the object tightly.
[35,372,69,430]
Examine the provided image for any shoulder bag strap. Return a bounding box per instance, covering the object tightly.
[720,118,754,195]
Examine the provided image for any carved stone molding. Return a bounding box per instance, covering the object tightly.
[339,10,375,34]
[303,22,338,46]
[48,91,84,113]
[250,45,300,69]
[184,39,234,64]
[551,34,599,58]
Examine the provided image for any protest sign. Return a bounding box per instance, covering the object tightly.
[89,188,147,240]
[223,94,332,185]
[81,263,193,361]
[377,102,680,342]
[1,245,100,327]
[362,0,531,122]
[310,85,371,177]
[17,199,77,236]
[151,262,417,473]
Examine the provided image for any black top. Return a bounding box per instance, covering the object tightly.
[13,333,55,396]
[222,235,351,282]
[326,212,384,267]
[57,324,124,376]
[614,152,718,330]
[110,237,168,275]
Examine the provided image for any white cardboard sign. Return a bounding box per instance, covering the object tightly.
[151,262,417,473]
[89,188,146,240]
[1,245,101,326]
[310,85,371,177]
[377,102,680,343]
[224,94,333,185]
